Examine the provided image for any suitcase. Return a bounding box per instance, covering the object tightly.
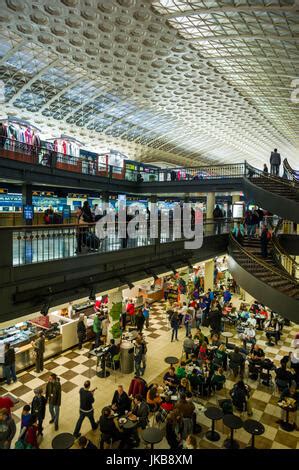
[83,231,101,250]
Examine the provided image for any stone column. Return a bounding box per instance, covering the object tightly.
[206,193,215,220]
[204,259,215,292]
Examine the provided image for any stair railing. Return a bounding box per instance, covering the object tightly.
[229,232,298,286]
[244,161,299,191]
[272,218,299,280]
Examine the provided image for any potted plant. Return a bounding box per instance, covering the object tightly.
[108,301,122,344]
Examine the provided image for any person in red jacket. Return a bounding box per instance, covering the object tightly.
[126,299,135,325]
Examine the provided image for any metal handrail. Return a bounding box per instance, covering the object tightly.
[272,219,299,277]
[283,158,299,185]
[245,161,299,191]
[229,232,298,285]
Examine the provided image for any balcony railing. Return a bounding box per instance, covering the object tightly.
[0,217,237,266]
[0,138,246,182]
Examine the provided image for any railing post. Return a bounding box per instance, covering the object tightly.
[0,229,13,268]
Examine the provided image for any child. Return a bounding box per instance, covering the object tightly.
[19,405,31,440]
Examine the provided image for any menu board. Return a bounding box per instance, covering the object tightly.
[23,204,34,220]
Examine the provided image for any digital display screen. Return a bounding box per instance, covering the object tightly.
[23,205,34,220]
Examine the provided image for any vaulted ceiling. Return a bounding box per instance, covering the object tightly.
[0,0,298,167]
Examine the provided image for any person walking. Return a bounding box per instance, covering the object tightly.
[32,332,45,374]
[170,311,179,342]
[213,205,223,235]
[77,314,86,350]
[92,312,102,348]
[134,337,144,377]
[46,373,61,431]
[261,226,271,258]
[31,387,47,436]
[135,309,145,333]
[142,304,150,329]
[3,343,17,385]
[73,380,98,438]
[270,148,281,176]
[183,310,192,337]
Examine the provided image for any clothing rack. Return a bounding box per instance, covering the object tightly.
[6,116,41,132]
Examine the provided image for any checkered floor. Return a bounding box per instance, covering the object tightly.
[1,298,299,449]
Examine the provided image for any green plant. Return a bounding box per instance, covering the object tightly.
[110,321,122,339]
[109,302,122,321]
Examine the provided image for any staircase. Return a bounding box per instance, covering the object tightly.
[228,234,299,321]
[249,176,299,203]
[243,167,299,224]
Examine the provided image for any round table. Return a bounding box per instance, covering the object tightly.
[221,331,234,347]
[141,427,164,449]
[165,356,179,365]
[277,405,297,432]
[223,414,243,449]
[204,406,223,442]
[52,433,75,449]
[243,419,265,449]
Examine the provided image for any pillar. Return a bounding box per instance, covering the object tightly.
[107,288,123,344]
[206,193,215,220]
[204,259,215,292]
[22,183,33,225]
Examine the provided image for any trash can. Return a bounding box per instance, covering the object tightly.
[120,341,134,374]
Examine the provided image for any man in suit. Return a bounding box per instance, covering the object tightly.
[111,385,131,415]
[129,394,149,446]
[270,148,281,176]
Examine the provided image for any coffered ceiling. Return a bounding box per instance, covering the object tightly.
[0,0,298,167]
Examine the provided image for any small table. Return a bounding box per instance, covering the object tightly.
[165,356,179,365]
[223,414,243,449]
[243,419,265,449]
[141,427,164,449]
[221,331,234,348]
[52,433,75,449]
[277,404,297,432]
[204,406,223,442]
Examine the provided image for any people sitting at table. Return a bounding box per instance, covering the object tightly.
[210,367,226,392]
[178,377,192,396]
[275,360,295,395]
[212,344,227,370]
[106,339,119,359]
[129,395,149,432]
[187,368,204,392]
[163,367,179,392]
[246,312,257,329]
[78,435,98,449]
[210,333,221,348]
[278,381,299,430]
[228,346,245,378]
[111,385,132,416]
[240,325,256,350]
[166,410,183,449]
[199,342,208,362]
[249,343,265,362]
[176,361,187,381]
[99,407,126,449]
[264,317,280,345]
[146,384,162,411]
[230,380,253,416]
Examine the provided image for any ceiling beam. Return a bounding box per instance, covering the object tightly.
[187,34,299,43]
[165,4,299,19]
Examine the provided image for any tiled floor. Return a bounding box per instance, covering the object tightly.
[1,297,299,449]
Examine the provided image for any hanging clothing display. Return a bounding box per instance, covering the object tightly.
[0,120,40,153]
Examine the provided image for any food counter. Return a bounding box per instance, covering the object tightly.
[0,300,97,377]
[0,319,62,377]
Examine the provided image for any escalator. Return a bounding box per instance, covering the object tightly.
[283,158,299,183]
[243,163,299,224]
[228,234,299,321]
